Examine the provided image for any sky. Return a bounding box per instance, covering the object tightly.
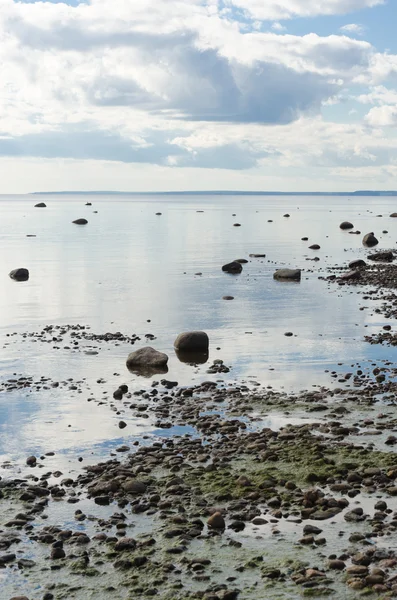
[1,0,397,192]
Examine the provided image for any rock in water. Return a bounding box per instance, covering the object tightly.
[363,232,379,247]
[273,269,301,281]
[174,331,209,353]
[222,261,243,274]
[309,244,320,250]
[340,270,361,281]
[207,512,225,529]
[349,259,366,268]
[34,202,46,208]
[72,218,88,225]
[368,251,394,262]
[390,213,397,217]
[126,347,169,369]
[9,268,29,281]
[340,221,354,230]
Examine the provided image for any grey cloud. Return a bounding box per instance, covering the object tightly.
[9,16,339,125]
[0,128,263,169]
[89,45,337,124]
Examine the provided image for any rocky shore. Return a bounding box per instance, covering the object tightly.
[3,356,397,599]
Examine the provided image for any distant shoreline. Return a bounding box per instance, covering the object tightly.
[31,190,397,196]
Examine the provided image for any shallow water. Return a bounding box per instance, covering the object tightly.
[0,193,396,467]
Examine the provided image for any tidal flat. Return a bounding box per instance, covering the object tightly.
[2,194,397,599]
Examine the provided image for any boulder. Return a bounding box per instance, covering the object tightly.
[340,221,354,230]
[9,268,29,281]
[235,258,248,264]
[34,202,46,208]
[72,218,88,225]
[126,347,169,369]
[249,253,266,258]
[207,512,225,529]
[390,213,397,217]
[309,244,320,250]
[363,232,379,247]
[349,259,366,268]
[340,270,361,281]
[368,251,394,262]
[174,331,209,353]
[273,269,301,281]
[222,261,243,274]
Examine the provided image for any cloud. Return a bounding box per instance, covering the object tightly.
[0,126,265,169]
[226,0,385,21]
[365,105,397,126]
[339,23,366,36]
[272,22,287,32]
[0,0,394,189]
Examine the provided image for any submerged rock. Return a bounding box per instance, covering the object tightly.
[126,347,169,369]
[222,261,243,274]
[349,259,366,268]
[174,331,209,353]
[340,221,354,230]
[273,268,301,281]
[9,268,29,281]
[72,218,88,225]
[368,251,394,262]
[363,232,379,247]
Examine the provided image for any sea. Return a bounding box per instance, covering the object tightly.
[0,193,395,474]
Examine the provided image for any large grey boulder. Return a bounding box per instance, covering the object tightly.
[273,269,301,281]
[362,232,379,247]
[126,347,168,369]
[222,261,242,274]
[174,331,209,353]
[9,268,29,281]
[340,221,354,230]
[73,218,88,225]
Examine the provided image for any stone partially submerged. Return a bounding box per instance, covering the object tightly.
[72,218,88,225]
[368,251,394,262]
[273,269,301,281]
[222,261,243,274]
[363,232,379,247]
[174,331,209,353]
[9,268,29,281]
[34,202,46,208]
[126,347,169,370]
[340,221,354,230]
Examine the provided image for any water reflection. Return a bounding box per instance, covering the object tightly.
[0,193,394,470]
[175,349,209,365]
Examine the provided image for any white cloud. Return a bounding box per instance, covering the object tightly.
[272,22,287,32]
[0,0,393,190]
[339,23,366,36]
[226,0,385,21]
[365,105,397,126]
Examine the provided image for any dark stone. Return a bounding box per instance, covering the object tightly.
[309,244,320,250]
[348,259,366,268]
[9,268,29,281]
[34,202,46,208]
[174,331,209,353]
[222,261,243,274]
[273,269,301,281]
[368,251,394,262]
[126,347,169,369]
[72,218,88,225]
[340,221,354,230]
[363,232,379,247]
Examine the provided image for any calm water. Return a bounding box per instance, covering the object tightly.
[0,193,396,471]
